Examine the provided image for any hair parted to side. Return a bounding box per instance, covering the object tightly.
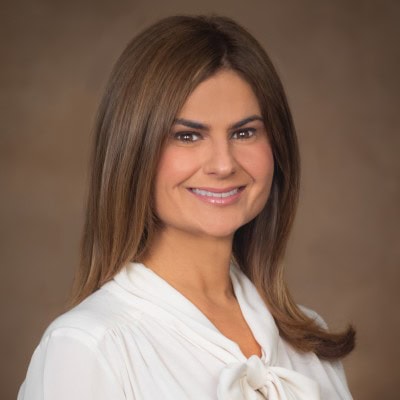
[70,14,355,360]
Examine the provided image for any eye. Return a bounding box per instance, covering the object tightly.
[231,128,256,140]
[174,132,202,143]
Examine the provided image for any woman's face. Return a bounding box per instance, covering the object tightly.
[154,69,274,239]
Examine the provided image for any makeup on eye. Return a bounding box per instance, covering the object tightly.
[173,131,203,143]
[231,128,256,140]
[172,127,258,143]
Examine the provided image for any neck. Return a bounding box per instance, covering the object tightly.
[141,227,235,304]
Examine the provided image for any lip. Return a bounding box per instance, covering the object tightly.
[189,186,243,193]
[187,185,246,206]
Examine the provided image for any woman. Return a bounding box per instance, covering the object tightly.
[18,14,355,399]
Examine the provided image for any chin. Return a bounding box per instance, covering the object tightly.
[193,222,243,239]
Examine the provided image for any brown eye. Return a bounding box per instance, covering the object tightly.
[174,132,202,143]
[231,128,256,140]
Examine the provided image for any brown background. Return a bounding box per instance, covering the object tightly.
[1,0,399,399]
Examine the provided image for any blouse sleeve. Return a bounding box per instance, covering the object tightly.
[299,305,353,397]
[18,327,126,400]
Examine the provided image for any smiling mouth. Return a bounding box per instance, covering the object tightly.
[188,186,245,198]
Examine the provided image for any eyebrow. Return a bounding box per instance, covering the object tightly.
[173,115,264,130]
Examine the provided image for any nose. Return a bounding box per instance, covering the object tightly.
[202,138,236,177]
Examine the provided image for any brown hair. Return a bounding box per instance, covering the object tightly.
[71,14,355,360]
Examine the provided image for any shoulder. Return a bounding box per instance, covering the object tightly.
[289,306,353,397]
[19,283,133,400]
[42,281,143,345]
[298,304,329,330]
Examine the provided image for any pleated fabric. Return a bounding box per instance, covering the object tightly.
[18,262,353,400]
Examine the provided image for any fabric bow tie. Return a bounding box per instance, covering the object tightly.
[217,355,320,400]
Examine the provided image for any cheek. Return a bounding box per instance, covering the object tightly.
[154,147,199,206]
[244,143,274,218]
[238,142,274,185]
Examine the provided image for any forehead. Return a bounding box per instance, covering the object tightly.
[176,69,261,123]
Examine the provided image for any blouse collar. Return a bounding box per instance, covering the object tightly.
[112,262,320,399]
[113,262,279,363]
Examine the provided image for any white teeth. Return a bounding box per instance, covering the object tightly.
[191,188,240,198]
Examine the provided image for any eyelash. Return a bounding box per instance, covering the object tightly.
[173,128,256,143]
[231,128,256,140]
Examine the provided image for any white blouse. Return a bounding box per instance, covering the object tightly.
[18,262,353,399]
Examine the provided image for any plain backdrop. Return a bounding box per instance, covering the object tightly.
[1,0,399,399]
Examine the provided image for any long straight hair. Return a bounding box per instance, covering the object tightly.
[70,14,355,360]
